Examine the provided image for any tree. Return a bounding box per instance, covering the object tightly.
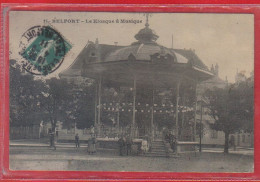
[9,59,47,127]
[205,77,253,153]
[41,78,71,132]
[61,80,96,130]
[235,78,254,133]
[10,60,96,132]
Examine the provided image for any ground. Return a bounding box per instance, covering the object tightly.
[9,145,253,172]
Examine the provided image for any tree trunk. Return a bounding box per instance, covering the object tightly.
[224,131,229,153]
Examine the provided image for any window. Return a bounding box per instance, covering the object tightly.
[211,130,218,139]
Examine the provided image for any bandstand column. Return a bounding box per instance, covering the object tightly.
[94,82,98,129]
[194,80,198,141]
[175,80,180,140]
[97,76,102,136]
[117,109,120,134]
[151,87,154,141]
[181,94,186,140]
[116,86,121,134]
[132,78,136,137]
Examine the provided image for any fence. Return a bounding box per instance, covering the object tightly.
[10,126,40,139]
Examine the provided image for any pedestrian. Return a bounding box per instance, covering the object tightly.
[49,132,56,150]
[164,133,170,143]
[118,136,125,156]
[141,139,148,154]
[126,135,133,156]
[49,133,53,147]
[88,136,96,154]
[169,134,176,153]
[75,133,80,149]
[90,125,95,137]
[229,136,236,151]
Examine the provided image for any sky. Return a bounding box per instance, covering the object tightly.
[9,11,254,82]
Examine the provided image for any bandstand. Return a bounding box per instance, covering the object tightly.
[60,16,213,146]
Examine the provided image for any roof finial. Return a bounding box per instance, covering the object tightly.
[133,13,158,43]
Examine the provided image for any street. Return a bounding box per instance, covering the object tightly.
[9,145,253,172]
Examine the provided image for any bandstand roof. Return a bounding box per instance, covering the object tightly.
[60,21,213,87]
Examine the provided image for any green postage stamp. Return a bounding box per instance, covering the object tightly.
[19,25,72,75]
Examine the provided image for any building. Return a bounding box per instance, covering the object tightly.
[59,16,213,144]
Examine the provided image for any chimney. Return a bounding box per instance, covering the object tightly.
[215,63,219,76]
[95,38,100,62]
[210,64,214,73]
[95,38,99,48]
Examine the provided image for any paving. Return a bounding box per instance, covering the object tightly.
[9,146,253,172]
[10,140,254,156]
[8,139,254,172]
[202,147,254,156]
[10,141,88,148]
[9,139,254,156]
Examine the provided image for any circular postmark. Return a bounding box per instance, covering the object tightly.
[19,25,71,75]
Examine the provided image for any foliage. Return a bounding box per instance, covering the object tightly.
[9,60,47,127]
[62,80,96,130]
[234,79,254,132]
[10,59,96,131]
[40,78,71,131]
[205,77,254,153]
[40,78,96,131]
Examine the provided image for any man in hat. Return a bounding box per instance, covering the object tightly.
[75,133,80,149]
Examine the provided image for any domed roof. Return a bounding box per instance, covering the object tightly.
[105,43,188,63]
[105,21,188,63]
[60,16,212,82]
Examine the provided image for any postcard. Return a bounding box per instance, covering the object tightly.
[7,10,254,173]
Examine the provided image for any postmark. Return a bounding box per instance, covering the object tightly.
[19,25,71,75]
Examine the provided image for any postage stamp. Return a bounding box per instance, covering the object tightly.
[19,25,72,75]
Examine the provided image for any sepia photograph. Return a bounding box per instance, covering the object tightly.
[9,11,254,172]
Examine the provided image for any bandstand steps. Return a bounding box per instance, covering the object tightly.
[145,140,178,158]
[151,149,165,152]
[151,146,165,149]
[145,154,167,157]
[146,140,168,158]
[151,144,164,146]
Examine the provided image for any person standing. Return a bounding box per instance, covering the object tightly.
[169,134,176,153]
[88,136,96,154]
[90,125,95,137]
[126,135,133,156]
[118,136,125,156]
[49,132,53,147]
[229,136,236,151]
[49,132,56,150]
[75,133,80,149]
